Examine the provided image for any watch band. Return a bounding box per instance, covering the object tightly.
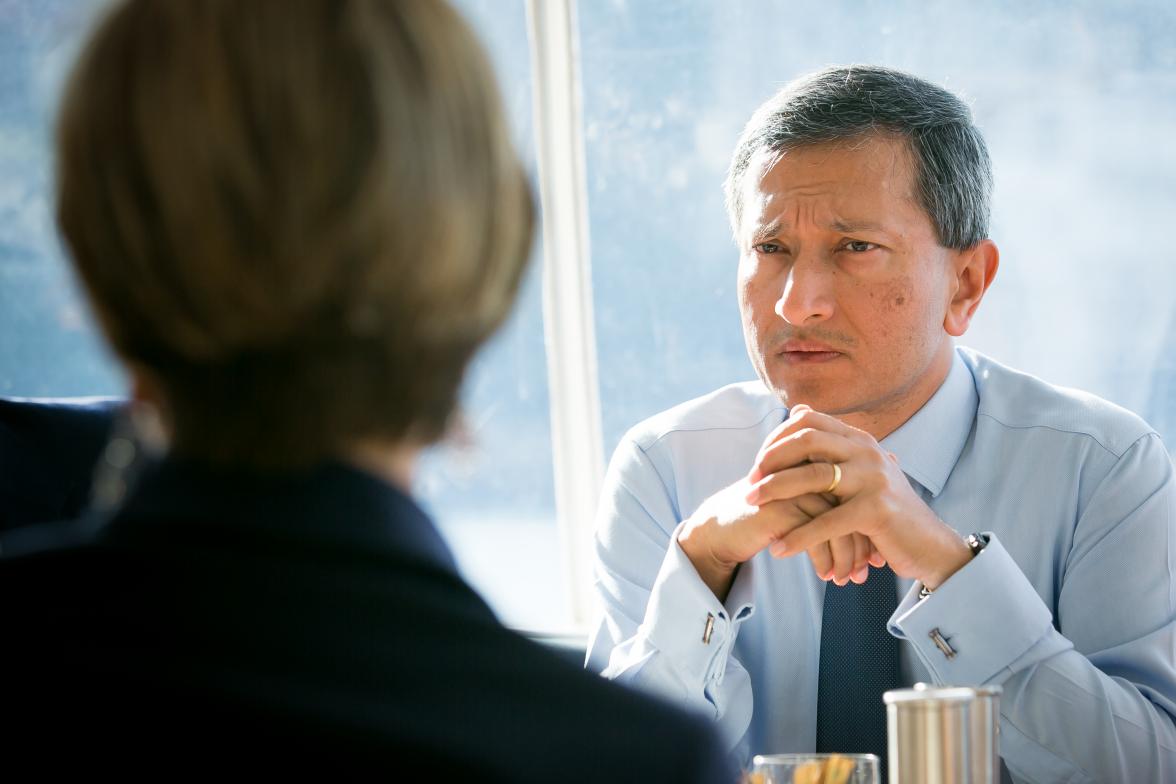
[964,532,989,556]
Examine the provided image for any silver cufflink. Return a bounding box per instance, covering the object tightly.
[929,627,956,659]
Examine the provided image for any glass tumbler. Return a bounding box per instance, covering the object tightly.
[746,753,880,784]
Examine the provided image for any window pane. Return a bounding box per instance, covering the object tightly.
[578,0,1176,455]
[0,0,121,397]
[417,0,564,631]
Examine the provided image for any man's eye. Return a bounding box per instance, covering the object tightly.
[844,240,878,253]
[754,242,783,254]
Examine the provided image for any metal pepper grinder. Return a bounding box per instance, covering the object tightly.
[884,683,1001,783]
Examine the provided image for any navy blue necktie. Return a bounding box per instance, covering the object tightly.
[815,565,901,772]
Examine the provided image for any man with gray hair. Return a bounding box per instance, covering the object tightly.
[588,65,1176,781]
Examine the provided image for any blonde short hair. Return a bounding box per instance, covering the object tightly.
[56,0,534,467]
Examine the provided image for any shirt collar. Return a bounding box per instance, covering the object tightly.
[879,349,978,497]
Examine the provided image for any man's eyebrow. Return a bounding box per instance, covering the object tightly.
[749,220,784,245]
[748,217,891,243]
[829,218,889,234]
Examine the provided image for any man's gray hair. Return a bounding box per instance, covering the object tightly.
[724,65,992,250]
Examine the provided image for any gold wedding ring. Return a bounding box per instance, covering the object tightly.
[825,462,842,494]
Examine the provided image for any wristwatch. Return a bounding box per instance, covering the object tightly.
[919,532,988,599]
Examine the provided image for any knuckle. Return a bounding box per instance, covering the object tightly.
[846,423,878,448]
[863,449,886,471]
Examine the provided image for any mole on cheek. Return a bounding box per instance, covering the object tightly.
[884,277,913,310]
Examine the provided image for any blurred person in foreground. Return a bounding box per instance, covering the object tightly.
[0,1,729,780]
[588,65,1176,782]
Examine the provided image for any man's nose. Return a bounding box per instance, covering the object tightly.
[774,253,834,325]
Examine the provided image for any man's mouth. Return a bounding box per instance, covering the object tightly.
[777,340,843,364]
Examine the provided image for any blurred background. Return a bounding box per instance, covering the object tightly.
[2,0,1174,632]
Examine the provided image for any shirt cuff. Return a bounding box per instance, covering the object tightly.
[888,532,1056,685]
[640,526,757,686]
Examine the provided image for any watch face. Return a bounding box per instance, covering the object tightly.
[966,533,987,555]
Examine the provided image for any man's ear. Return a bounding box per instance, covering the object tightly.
[944,239,999,337]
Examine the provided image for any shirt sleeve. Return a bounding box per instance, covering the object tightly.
[585,437,757,752]
[889,432,1176,783]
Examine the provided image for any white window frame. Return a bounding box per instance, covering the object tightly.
[525,0,604,630]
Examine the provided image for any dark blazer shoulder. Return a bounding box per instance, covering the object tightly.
[0,397,123,529]
[1,479,730,783]
[431,613,730,783]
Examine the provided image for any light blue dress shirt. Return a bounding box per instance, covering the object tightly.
[587,347,1176,784]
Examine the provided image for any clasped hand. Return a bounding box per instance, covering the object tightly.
[677,405,971,601]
